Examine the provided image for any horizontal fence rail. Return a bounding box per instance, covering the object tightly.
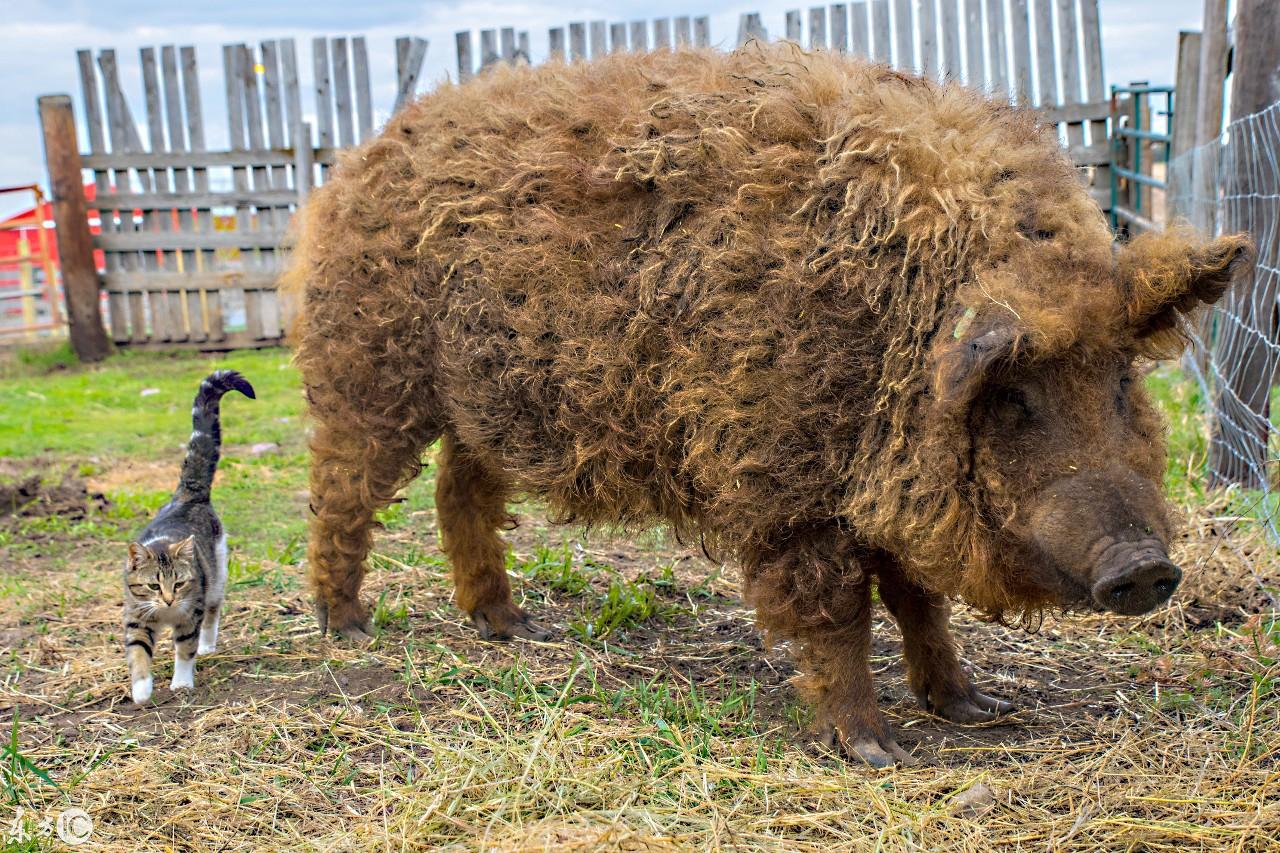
[50,1,1112,350]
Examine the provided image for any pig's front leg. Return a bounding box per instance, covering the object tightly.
[744,533,914,767]
[875,556,1014,723]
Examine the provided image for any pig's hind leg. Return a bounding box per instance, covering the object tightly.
[745,532,914,768]
[435,432,552,642]
[875,557,1015,723]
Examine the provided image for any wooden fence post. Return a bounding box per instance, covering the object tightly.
[37,94,111,362]
[1210,0,1280,488]
[1192,0,1229,235]
[1169,31,1201,175]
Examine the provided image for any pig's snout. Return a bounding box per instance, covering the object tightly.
[1089,541,1181,615]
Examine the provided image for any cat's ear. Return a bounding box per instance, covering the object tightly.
[127,542,150,569]
[169,536,196,565]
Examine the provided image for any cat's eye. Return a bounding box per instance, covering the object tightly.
[148,583,161,591]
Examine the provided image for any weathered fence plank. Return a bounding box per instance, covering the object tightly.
[895,0,914,70]
[917,1,938,75]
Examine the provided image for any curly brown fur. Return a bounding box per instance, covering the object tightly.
[287,45,1250,760]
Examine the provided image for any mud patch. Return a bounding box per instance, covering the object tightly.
[0,471,109,519]
[87,458,178,494]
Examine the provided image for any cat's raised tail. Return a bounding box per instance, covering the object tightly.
[176,370,256,502]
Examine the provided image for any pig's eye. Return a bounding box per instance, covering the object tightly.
[1117,374,1133,413]
[991,386,1034,422]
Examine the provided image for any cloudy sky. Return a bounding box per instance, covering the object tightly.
[0,0,1208,218]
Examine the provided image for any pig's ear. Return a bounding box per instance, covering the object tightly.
[1120,231,1252,342]
[931,307,1022,411]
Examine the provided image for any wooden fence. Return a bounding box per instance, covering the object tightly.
[46,2,1112,352]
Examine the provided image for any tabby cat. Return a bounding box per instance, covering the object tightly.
[123,370,255,704]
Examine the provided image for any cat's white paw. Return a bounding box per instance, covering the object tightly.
[132,677,153,704]
[198,620,219,656]
[171,657,195,691]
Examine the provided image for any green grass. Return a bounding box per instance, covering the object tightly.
[0,347,302,461]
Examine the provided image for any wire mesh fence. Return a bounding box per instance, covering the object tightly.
[1167,100,1280,583]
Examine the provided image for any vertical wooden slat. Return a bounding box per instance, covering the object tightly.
[1033,0,1058,107]
[778,10,798,41]
[394,37,428,111]
[941,0,962,80]
[674,16,692,47]
[352,37,372,142]
[143,47,182,342]
[810,7,828,48]
[501,27,517,61]
[590,21,608,57]
[160,47,189,197]
[242,44,270,340]
[570,23,588,61]
[223,44,259,342]
[455,31,474,82]
[786,10,803,42]
[332,38,355,148]
[281,39,302,144]
[964,0,986,88]
[986,0,1009,95]
[1056,0,1085,159]
[895,0,915,70]
[850,2,870,57]
[919,0,939,77]
[99,46,153,335]
[693,16,711,46]
[631,21,649,51]
[871,0,891,63]
[261,39,288,343]
[738,13,765,46]
[1170,31,1202,163]
[653,19,672,50]
[164,46,201,341]
[98,50,148,156]
[549,27,566,60]
[313,38,335,145]
[610,22,627,52]
[294,121,314,205]
[120,47,167,338]
[479,30,498,69]
[183,45,221,342]
[261,41,286,151]
[1078,0,1109,206]
[1010,0,1034,104]
[830,5,849,52]
[80,50,129,341]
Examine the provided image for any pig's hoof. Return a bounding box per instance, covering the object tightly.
[316,600,374,647]
[816,723,917,768]
[471,603,553,642]
[930,689,1015,724]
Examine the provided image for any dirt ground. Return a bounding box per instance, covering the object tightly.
[0,348,1277,851]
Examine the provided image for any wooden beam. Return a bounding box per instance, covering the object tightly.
[1210,0,1280,488]
[38,94,112,362]
[1168,30,1202,223]
[1192,0,1229,234]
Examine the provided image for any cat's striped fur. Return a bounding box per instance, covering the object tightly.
[124,370,254,704]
